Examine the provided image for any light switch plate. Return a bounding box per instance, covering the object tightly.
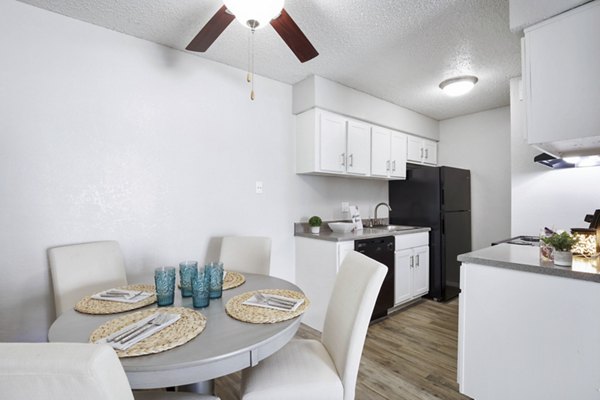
[255,181,263,194]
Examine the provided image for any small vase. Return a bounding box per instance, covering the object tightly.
[310,226,320,234]
[553,250,573,267]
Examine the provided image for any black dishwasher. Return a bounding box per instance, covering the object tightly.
[355,236,395,322]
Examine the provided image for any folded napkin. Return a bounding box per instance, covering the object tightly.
[91,288,153,303]
[243,294,304,312]
[96,312,180,351]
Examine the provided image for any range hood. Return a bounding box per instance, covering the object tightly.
[534,153,600,169]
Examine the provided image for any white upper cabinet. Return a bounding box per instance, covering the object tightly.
[407,136,437,165]
[524,1,600,156]
[346,120,371,176]
[318,112,347,173]
[297,109,371,176]
[296,108,407,180]
[371,126,407,179]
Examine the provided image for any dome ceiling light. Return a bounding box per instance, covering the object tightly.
[439,75,479,96]
[223,0,284,30]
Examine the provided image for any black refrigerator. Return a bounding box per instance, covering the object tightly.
[388,165,471,301]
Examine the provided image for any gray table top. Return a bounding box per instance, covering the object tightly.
[48,273,304,389]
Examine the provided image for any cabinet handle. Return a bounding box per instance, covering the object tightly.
[340,153,345,166]
[425,149,429,159]
[410,255,414,268]
[416,254,420,267]
[392,160,396,172]
[420,148,424,159]
[349,154,354,167]
[386,160,390,171]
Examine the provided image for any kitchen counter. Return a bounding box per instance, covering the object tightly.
[458,243,600,399]
[458,243,600,283]
[294,223,430,242]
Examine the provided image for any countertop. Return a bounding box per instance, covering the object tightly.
[458,243,600,283]
[294,222,430,242]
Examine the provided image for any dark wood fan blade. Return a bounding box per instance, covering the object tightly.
[186,5,235,52]
[270,9,318,63]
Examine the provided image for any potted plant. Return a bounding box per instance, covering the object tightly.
[308,216,322,234]
[541,231,578,266]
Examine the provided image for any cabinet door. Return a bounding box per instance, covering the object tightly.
[390,132,407,179]
[412,245,429,297]
[319,112,347,173]
[370,127,391,177]
[423,140,437,165]
[525,2,600,148]
[394,249,413,305]
[407,136,423,163]
[346,120,371,175]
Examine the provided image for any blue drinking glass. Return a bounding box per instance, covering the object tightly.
[179,260,198,298]
[154,266,176,306]
[207,261,224,299]
[191,265,210,308]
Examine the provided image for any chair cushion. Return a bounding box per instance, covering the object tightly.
[241,339,343,400]
[0,343,133,400]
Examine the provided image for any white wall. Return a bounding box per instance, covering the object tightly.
[438,107,512,250]
[510,79,600,235]
[0,1,387,341]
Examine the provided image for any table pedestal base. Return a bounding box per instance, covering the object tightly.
[177,380,214,395]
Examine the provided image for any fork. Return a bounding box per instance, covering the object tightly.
[255,292,295,309]
[109,314,164,343]
[100,290,143,299]
[118,314,169,344]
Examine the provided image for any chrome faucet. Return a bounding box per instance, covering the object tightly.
[374,202,392,226]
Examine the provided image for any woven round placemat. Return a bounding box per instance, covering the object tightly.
[89,307,206,358]
[223,271,245,290]
[225,289,309,324]
[75,284,157,315]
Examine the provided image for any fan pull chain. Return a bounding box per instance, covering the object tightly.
[247,30,252,83]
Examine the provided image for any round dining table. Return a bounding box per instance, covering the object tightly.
[48,273,304,390]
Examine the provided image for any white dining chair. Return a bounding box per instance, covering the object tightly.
[0,343,219,400]
[48,240,128,316]
[240,251,387,400]
[219,236,272,275]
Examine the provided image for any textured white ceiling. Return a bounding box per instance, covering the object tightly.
[17,0,522,120]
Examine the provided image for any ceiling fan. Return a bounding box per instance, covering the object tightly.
[186,0,319,63]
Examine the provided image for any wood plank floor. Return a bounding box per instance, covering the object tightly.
[214,298,471,400]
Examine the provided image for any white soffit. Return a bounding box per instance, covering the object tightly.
[16,0,522,120]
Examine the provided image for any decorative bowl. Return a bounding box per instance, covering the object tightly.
[328,222,355,233]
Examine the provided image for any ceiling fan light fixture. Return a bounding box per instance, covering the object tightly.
[224,0,284,29]
[439,75,478,96]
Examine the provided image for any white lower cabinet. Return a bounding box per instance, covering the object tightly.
[394,233,429,305]
[295,237,354,332]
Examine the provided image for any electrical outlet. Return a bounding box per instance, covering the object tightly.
[255,181,263,194]
[341,202,350,213]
